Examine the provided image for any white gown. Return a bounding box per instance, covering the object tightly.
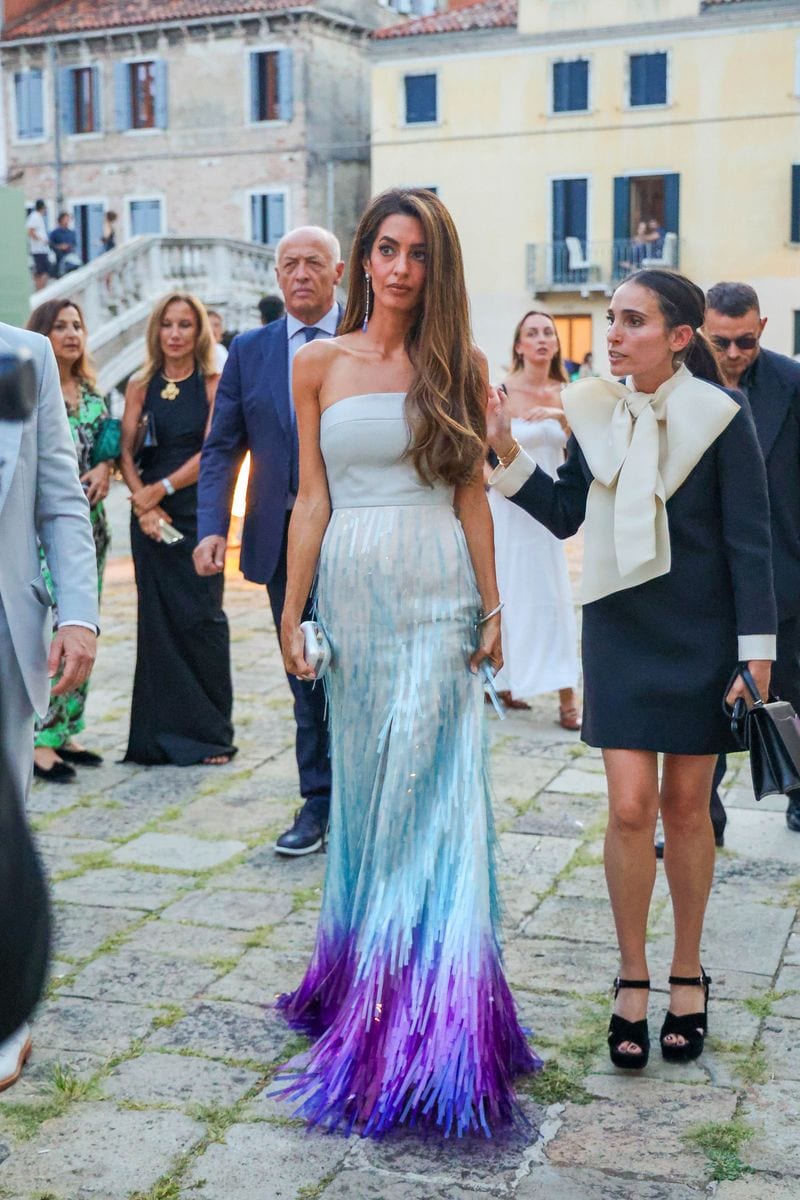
[488,416,579,698]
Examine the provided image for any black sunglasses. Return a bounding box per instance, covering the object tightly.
[710,334,760,351]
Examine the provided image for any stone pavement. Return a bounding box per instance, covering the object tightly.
[1,482,798,1200]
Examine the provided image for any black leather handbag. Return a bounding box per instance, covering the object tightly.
[725,664,800,801]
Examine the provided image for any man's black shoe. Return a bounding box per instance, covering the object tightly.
[787,797,800,833]
[275,807,326,856]
[655,828,724,860]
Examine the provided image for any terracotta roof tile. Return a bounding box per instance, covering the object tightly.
[3,1,300,40]
[372,0,516,41]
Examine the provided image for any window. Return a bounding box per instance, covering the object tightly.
[59,66,102,135]
[129,198,163,236]
[113,60,168,131]
[629,52,668,107]
[72,201,105,264]
[552,59,589,114]
[249,50,293,122]
[792,164,800,244]
[551,176,589,283]
[794,311,800,357]
[404,74,437,125]
[14,69,44,139]
[250,192,287,246]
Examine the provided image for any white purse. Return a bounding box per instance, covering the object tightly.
[299,620,332,680]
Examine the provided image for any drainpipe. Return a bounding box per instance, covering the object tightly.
[326,160,334,235]
[49,40,63,207]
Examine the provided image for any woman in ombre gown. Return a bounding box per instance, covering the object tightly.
[274,188,540,1138]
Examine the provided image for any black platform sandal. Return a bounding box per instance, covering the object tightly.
[608,977,651,1070]
[660,970,711,1062]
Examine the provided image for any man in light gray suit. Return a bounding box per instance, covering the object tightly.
[0,322,99,1091]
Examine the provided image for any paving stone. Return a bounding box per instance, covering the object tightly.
[545,768,608,797]
[148,1001,286,1064]
[321,1175,490,1200]
[43,795,173,841]
[161,792,289,839]
[723,809,800,864]
[517,1166,705,1199]
[32,997,153,1057]
[524,895,618,946]
[121,917,250,962]
[716,1177,800,1198]
[52,903,141,960]
[181,1121,349,1198]
[112,831,247,870]
[724,785,785,812]
[773,964,800,1018]
[33,833,111,877]
[496,833,582,926]
[266,904,323,955]
[546,1075,737,1180]
[682,898,795,976]
[158,886,294,930]
[760,1015,800,1081]
[490,753,563,803]
[205,946,308,1005]
[0,1102,203,1199]
[54,867,190,910]
[102,1051,260,1106]
[213,843,327,892]
[63,947,220,1005]
[740,1080,800,1176]
[512,792,599,839]
[505,936,617,995]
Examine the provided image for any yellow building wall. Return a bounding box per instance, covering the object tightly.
[372,19,800,374]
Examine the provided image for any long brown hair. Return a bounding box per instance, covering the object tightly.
[136,291,216,386]
[509,309,568,383]
[26,298,97,389]
[627,269,722,384]
[340,188,485,486]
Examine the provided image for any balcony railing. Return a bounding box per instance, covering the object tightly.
[526,235,680,296]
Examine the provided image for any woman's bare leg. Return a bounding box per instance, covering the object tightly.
[603,748,660,1052]
[660,752,717,1045]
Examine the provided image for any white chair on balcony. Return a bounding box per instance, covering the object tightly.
[642,231,678,268]
[565,236,601,281]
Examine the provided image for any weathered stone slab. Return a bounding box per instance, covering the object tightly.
[213,843,326,892]
[496,833,582,921]
[148,1001,286,1064]
[0,1103,203,1199]
[206,947,307,1005]
[112,831,246,871]
[524,895,618,947]
[723,810,800,865]
[121,918,250,962]
[773,964,800,1018]
[517,1166,705,1199]
[545,768,608,797]
[723,785,785,813]
[102,1051,259,1107]
[63,947,219,1005]
[505,937,617,995]
[717,1177,800,1198]
[490,753,563,803]
[159,887,293,930]
[322,1174,490,1200]
[512,792,599,840]
[181,1121,349,1199]
[33,833,111,878]
[54,867,190,910]
[264,905,320,955]
[43,795,172,841]
[760,1016,800,1081]
[740,1079,800,1176]
[161,793,288,839]
[32,997,153,1057]
[52,902,140,961]
[547,1075,737,1181]
[689,899,794,975]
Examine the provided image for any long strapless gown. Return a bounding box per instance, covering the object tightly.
[275,394,540,1138]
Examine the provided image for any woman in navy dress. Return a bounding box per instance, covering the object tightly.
[487,269,776,1069]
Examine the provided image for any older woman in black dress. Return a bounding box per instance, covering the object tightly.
[120,291,236,766]
[487,269,775,1069]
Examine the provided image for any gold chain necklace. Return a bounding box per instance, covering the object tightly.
[160,369,193,401]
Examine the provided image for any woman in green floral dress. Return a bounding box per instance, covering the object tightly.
[27,300,113,783]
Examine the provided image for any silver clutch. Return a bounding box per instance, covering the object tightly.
[299,620,332,680]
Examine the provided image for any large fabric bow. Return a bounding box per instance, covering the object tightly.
[562,365,738,604]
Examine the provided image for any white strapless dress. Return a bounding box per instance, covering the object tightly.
[488,417,579,698]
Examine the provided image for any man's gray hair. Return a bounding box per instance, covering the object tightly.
[275,226,342,266]
[706,281,761,318]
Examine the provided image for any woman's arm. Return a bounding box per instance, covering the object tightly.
[717,401,777,703]
[455,466,503,675]
[280,345,332,680]
[120,378,147,495]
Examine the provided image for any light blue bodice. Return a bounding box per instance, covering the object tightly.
[320,393,455,509]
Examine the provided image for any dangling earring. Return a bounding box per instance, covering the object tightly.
[362,273,371,333]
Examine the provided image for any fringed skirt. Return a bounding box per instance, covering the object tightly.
[274,503,540,1137]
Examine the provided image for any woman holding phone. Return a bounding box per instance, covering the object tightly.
[120,291,236,766]
[487,269,775,1069]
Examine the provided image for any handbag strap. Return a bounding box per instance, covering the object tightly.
[737,663,766,708]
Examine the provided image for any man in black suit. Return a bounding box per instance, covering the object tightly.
[705,281,800,834]
[194,227,344,857]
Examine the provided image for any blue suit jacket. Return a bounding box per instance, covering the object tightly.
[197,310,340,585]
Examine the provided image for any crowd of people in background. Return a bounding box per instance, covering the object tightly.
[5,185,800,1132]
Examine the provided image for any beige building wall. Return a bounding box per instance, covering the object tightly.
[371,7,800,375]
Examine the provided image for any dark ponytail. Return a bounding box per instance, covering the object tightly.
[628,268,723,386]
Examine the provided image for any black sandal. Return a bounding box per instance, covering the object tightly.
[660,969,711,1062]
[608,977,651,1070]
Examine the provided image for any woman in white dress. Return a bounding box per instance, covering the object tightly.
[488,310,581,728]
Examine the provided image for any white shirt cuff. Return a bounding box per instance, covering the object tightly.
[738,634,776,661]
[488,448,537,497]
[59,620,99,635]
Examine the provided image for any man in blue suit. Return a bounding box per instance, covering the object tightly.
[704,282,800,835]
[194,226,344,855]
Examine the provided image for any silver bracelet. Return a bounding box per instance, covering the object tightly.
[479,602,504,624]
[161,477,175,496]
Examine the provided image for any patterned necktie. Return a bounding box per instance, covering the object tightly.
[303,326,319,344]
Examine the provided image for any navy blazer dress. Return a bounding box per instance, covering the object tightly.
[507,393,776,754]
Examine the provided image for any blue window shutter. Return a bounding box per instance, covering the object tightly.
[59,67,76,135]
[251,195,264,242]
[572,60,589,111]
[154,60,168,128]
[630,52,666,106]
[249,52,260,121]
[277,50,293,121]
[553,62,568,113]
[29,70,44,136]
[113,62,131,130]
[791,165,800,244]
[14,73,30,137]
[91,65,102,132]
[663,173,680,241]
[613,175,630,241]
[629,55,645,106]
[267,193,286,244]
[552,179,566,242]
